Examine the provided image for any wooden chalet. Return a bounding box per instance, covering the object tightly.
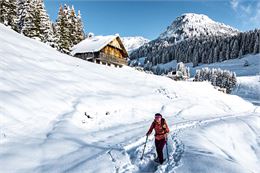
[71,34,128,67]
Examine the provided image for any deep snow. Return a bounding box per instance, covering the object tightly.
[173,114,260,173]
[232,76,260,106]
[0,24,259,173]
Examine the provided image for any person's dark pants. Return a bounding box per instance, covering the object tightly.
[155,138,166,164]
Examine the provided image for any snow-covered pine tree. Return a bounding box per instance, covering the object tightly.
[176,62,189,80]
[176,62,184,74]
[17,0,56,46]
[17,0,30,33]
[1,0,8,24]
[76,10,85,43]
[211,68,217,86]
[33,1,41,38]
[63,4,73,46]
[231,72,237,91]
[194,67,237,93]
[258,31,260,53]
[213,45,219,63]
[208,49,213,63]
[51,22,59,48]
[21,1,40,39]
[230,39,239,59]
[200,68,206,81]
[194,69,201,81]
[224,41,230,60]
[155,65,161,75]
[63,4,70,17]
[0,0,18,31]
[254,31,259,54]
[249,31,255,53]
[67,5,79,46]
[219,51,224,62]
[35,0,54,45]
[55,5,70,53]
[239,49,243,58]
[192,51,199,67]
[215,68,223,88]
[0,0,5,24]
[186,66,190,78]
[246,33,251,54]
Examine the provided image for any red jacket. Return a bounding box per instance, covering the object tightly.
[147,118,170,140]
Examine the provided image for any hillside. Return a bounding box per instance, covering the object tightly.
[148,53,260,77]
[130,13,260,73]
[0,24,259,173]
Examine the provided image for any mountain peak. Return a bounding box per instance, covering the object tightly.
[159,13,239,40]
[121,36,150,53]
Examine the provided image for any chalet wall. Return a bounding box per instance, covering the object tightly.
[101,45,124,59]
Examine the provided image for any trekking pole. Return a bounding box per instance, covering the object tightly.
[166,136,169,161]
[141,135,148,160]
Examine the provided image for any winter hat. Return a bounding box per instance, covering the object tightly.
[155,113,162,117]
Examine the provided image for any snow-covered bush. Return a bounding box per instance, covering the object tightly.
[175,62,190,80]
[194,67,237,93]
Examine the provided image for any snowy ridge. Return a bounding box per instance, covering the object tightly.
[0,24,259,173]
[121,36,149,53]
[159,13,239,41]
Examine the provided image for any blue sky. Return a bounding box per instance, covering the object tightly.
[45,0,260,40]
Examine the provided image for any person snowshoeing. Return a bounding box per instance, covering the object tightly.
[146,113,170,164]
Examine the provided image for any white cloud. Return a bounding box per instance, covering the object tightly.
[231,0,239,10]
[240,4,252,14]
[230,0,260,29]
[250,2,260,25]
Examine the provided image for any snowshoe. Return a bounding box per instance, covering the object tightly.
[154,157,160,163]
[154,158,166,164]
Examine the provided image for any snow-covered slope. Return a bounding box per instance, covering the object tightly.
[174,114,260,173]
[189,54,260,77]
[152,53,260,77]
[232,76,260,106]
[0,24,259,173]
[159,13,239,40]
[121,36,149,53]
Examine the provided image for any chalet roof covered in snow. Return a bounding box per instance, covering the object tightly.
[71,34,119,56]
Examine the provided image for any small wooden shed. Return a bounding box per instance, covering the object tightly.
[71,34,128,67]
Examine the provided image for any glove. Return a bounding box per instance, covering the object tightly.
[164,133,168,141]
